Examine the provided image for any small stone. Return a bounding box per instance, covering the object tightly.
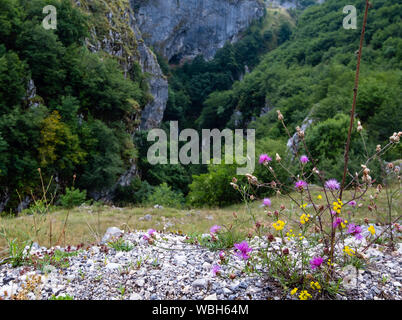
[239,282,248,289]
[105,263,121,271]
[136,279,145,287]
[204,293,217,300]
[223,288,232,295]
[192,279,208,289]
[129,293,142,300]
[101,227,123,244]
[202,262,211,270]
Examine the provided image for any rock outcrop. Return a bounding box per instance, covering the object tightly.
[77,0,168,131]
[133,0,266,63]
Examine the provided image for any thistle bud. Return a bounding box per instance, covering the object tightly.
[280,204,285,211]
[390,132,400,143]
[267,234,274,242]
[276,153,281,162]
[282,248,289,255]
[232,177,237,183]
[357,121,363,132]
[245,173,258,186]
[229,273,236,280]
[277,110,284,121]
[376,145,381,152]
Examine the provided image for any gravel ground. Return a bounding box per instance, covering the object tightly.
[0,228,401,300]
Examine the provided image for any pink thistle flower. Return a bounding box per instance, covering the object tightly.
[295,180,307,190]
[147,229,156,237]
[325,179,340,190]
[234,241,253,260]
[300,155,309,164]
[259,154,272,164]
[310,256,324,269]
[347,224,363,240]
[210,225,221,234]
[348,201,357,207]
[262,198,271,207]
[333,217,343,228]
[211,265,221,276]
[219,250,225,260]
[142,235,149,241]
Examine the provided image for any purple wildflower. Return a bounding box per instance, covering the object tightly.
[295,180,308,190]
[325,179,340,190]
[259,154,272,164]
[147,228,156,236]
[333,217,343,228]
[210,225,221,234]
[142,235,149,241]
[262,198,271,207]
[348,200,357,207]
[234,241,253,260]
[347,224,363,240]
[300,155,309,164]
[219,250,225,260]
[310,256,324,270]
[211,265,221,276]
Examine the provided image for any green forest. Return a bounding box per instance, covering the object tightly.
[0,0,401,213]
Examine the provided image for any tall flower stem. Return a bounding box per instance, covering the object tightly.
[339,0,370,201]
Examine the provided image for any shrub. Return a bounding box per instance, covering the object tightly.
[59,187,86,209]
[113,178,154,206]
[188,163,245,207]
[145,182,185,208]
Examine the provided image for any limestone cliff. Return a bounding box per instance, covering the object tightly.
[132,0,266,63]
[76,0,168,131]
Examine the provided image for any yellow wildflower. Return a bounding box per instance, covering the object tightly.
[300,213,311,225]
[343,246,355,257]
[317,195,322,200]
[273,220,286,231]
[332,199,343,214]
[299,290,312,300]
[368,225,375,235]
[290,288,298,295]
[310,281,321,292]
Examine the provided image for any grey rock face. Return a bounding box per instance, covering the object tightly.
[130,18,169,130]
[133,0,265,62]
